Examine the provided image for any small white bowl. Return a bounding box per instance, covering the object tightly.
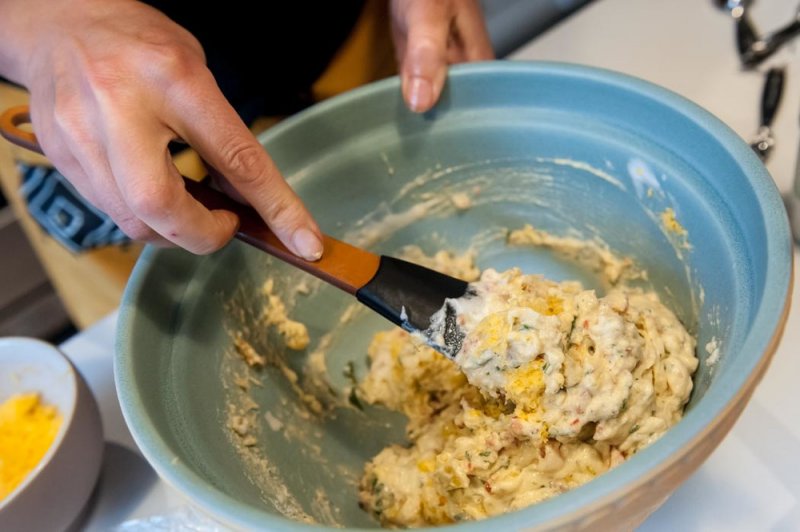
[0,337,103,531]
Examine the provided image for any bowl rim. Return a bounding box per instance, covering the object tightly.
[115,60,794,530]
[0,337,78,509]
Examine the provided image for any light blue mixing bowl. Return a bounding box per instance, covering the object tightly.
[115,62,792,530]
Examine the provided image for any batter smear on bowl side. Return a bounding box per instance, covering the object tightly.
[224,221,699,527]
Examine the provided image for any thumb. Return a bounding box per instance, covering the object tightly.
[400,1,451,113]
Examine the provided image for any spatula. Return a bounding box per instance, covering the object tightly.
[0,105,469,357]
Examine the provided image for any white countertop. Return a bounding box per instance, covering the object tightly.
[512,0,800,194]
[63,0,800,529]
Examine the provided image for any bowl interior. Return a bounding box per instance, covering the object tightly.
[116,63,791,530]
[0,338,76,506]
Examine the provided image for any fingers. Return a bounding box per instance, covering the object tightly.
[20,0,248,254]
[453,0,494,61]
[72,163,171,246]
[43,112,230,253]
[395,0,494,113]
[30,101,169,245]
[102,116,240,254]
[165,69,324,261]
[398,1,452,113]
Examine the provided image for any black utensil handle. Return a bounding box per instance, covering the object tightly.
[736,13,760,58]
[742,19,800,67]
[761,67,786,127]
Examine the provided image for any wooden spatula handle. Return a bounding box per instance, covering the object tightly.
[0,105,380,294]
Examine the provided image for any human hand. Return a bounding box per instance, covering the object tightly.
[0,0,323,259]
[390,0,494,113]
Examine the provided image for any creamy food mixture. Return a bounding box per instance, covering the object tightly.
[358,260,697,526]
[218,152,706,527]
[226,228,698,527]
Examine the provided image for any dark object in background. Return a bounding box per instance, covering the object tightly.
[146,0,597,117]
[739,11,800,68]
[481,0,594,57]
[715,0,800,68]
[143,1,367,123]
[749,66,786,162]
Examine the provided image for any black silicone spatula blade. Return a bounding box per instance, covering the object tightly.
[356,256,470,358]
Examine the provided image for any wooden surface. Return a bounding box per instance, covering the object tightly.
[0,208,70,338]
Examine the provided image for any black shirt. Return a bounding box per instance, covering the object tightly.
[144,1,367,123]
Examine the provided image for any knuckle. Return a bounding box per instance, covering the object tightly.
[218,138,266,182]
[144,41,203,82]
[146,44,195,77]
[126,181,175,219]
[262,193,299,227]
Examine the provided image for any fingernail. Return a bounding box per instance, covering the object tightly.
[292,228,323,261]
[409,77,433,113]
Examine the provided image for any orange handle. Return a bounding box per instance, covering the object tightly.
[0,105,41,154]
[0,105,380,294]
[184,179,380,294]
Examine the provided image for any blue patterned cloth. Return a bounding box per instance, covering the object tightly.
[18,163,130,252]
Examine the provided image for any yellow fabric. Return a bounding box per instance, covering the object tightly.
[312,0,396,101]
